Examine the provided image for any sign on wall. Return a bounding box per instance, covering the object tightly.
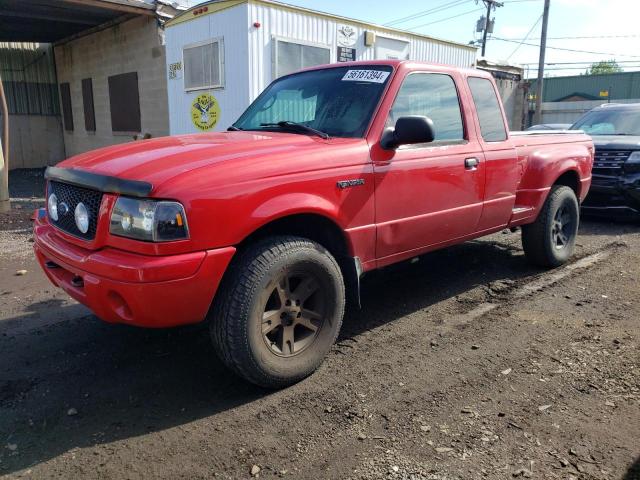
[337,46,356,62]
[169,62,183,80]
[191,93,220,131]
[337,24,357,63]
[337,24,357,48]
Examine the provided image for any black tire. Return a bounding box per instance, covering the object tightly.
[209,236,345,388]
[522,185,580,268]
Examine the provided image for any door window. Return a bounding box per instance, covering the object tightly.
[387,73,464,143]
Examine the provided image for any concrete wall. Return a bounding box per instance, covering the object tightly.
[540,98,640,125]
[3,114,65,169]
[493,77,527,131]
[54,16,170,158]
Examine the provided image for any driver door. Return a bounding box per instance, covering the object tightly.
[372,71,486,263]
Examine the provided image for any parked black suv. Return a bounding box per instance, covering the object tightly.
[571,103,640,218]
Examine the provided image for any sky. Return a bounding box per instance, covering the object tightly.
[196,0,640,78]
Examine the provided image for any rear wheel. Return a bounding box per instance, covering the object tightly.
[522,185,580,268]
[210,236,345,388]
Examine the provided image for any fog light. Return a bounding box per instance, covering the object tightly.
[75,202,89,234]
[48,193,58,221]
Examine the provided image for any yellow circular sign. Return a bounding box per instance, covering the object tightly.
[191,93,221,131]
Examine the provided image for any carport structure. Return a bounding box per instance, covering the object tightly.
[0,0,156,42]
[0,0,183,211]
[0,0,161,210]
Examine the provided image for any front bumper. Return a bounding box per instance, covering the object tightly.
[582,172,640,218]
[34,217,236,328]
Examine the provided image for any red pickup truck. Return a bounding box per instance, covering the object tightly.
[34,61,593,387]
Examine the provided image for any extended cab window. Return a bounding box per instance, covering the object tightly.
[387,73,464,142]
[468,77,507,142]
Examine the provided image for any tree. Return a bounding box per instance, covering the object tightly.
[586,60,623,75]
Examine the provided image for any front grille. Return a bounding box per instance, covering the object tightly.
[593,150,631,176]
[48,181,103,240]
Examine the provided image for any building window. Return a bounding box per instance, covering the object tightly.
[467,77,507,142]
[59,82,74,132]
[82,78,96,132]
[108,72,141,134]
[273,38,331,78]
[183,39,224,91]
[387,73,464,143]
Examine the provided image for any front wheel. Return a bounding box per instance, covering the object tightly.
[522,185,580,268]
[209,236,345,388]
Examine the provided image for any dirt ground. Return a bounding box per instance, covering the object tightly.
[0,170,638,480]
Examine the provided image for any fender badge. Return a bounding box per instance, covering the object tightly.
[337,179,365,189]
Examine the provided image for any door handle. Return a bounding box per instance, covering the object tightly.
[465,157,479,170]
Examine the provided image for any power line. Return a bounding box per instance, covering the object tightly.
[535,66,640,71]
[408,7,485,30]
[384,0,471,27]
[506,15,542,60]
[503,34,640,41]
[521,60,640,65]
[490,37,640,58]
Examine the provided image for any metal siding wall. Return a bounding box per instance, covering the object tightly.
[166,4,250,134]
[168,2,477,132]
[536,72,640,102]
[247,2,476,101]
[0,42,59,115]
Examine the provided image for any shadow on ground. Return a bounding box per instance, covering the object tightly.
[626,457,640,480]
[0,234,597,474]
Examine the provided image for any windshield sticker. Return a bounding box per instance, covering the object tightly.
[342,70,390,83]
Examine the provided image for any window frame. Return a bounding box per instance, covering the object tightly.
[386,71,469,148]
[272,36,332,79]
[182,37,225,92]
[466,76,508,143]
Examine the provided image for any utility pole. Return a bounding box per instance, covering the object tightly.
[0,72,9,213]
[533,0,551,125]
[480,0,503,57]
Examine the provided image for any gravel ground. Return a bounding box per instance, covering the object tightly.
[0,182,638,479]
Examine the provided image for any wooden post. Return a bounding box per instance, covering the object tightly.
[0,72,9,213]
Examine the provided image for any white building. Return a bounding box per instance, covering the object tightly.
[165,0,478,135]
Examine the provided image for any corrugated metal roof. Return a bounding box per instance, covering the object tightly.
[0,42,59,115]
[168,0,477,52]
[533,71,640,102]
[0,0,155,43]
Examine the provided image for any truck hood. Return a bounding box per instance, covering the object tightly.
[591,135,640,150]
[58,131,361,191]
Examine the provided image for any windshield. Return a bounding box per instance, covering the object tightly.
[571,108,640,136]
[233,66,394,138]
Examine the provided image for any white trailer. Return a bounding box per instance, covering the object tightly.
[165,0,478,135]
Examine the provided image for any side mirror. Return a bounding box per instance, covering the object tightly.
[380,116,435,150]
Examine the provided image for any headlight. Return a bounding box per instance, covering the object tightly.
[47,193,59,221]
[625,151,640,172]
[110,197,189,242]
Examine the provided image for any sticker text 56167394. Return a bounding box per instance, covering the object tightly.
[342,70,391,83]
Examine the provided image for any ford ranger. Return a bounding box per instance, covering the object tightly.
[34,61,594,387]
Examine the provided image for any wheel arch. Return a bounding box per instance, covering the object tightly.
[236,212,362,308]
[553,169,581,198]
[238,212,352,259]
